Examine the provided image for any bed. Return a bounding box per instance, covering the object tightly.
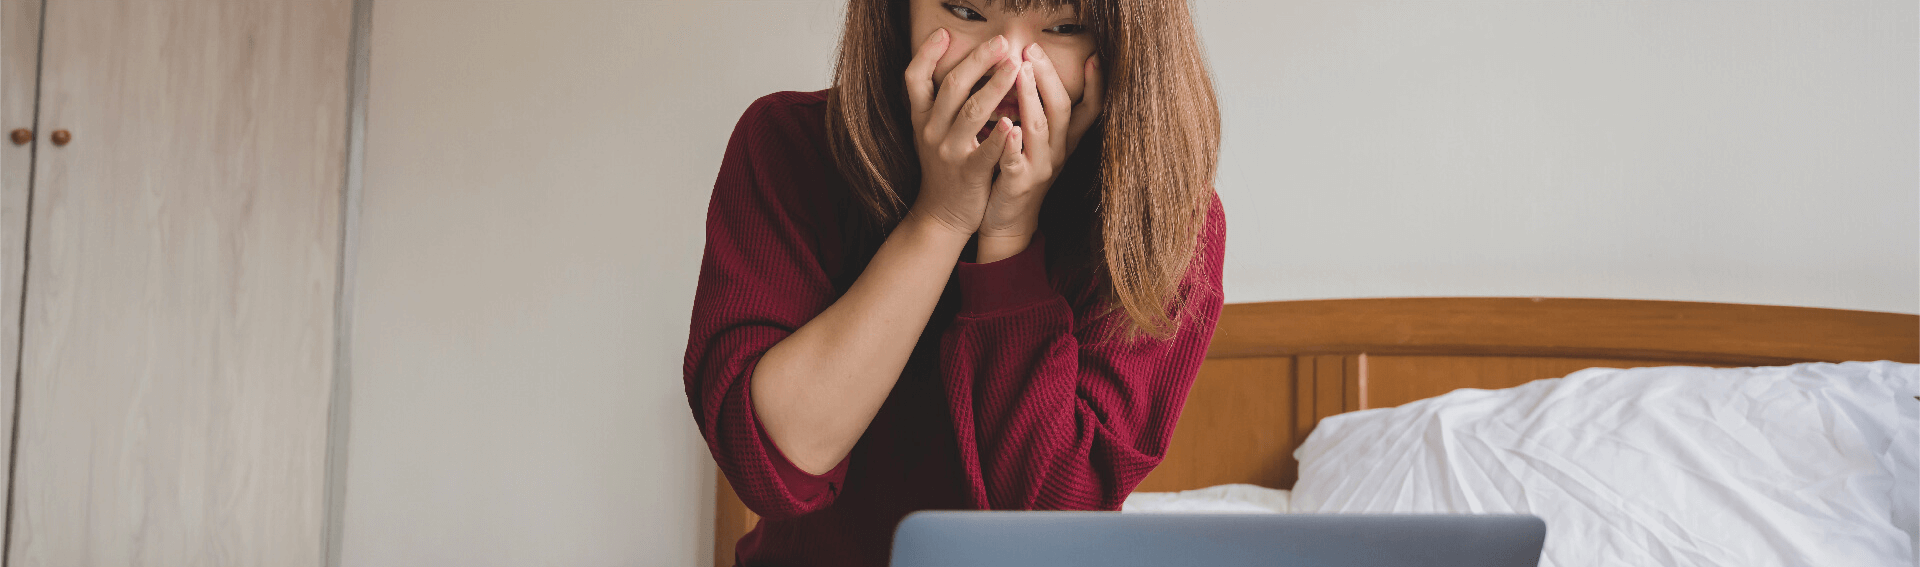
[709,297,1919,566]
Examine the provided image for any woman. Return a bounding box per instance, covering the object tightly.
[683,1,1223,565]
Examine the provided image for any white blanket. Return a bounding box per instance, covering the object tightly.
[1121,483,1291,513]
[1290,361,1918,567]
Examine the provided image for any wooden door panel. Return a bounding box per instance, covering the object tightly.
[9,1,350,565]
[0,0,44,531]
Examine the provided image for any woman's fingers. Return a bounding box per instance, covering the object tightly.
[973,117,1015,170]
[905,29,950,131]
[1014,61,1047,162]
[928,35,1010,137]
[948,57,1020,148]
[1065,54,1105,154]
[1000,117,1026,169]
[1024,44,1073,156]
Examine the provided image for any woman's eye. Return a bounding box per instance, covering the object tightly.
[943,4,986,21]
[1045,23,1086,35]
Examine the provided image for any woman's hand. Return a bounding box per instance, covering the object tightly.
[904,29,1021,238]
[976,44,1105,263]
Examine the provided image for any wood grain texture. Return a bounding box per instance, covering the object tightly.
[0,0,42,532]
[713,475,758,567]
[1280,355,1363,459]
[1205,297,1919,365]
[1291,356,1314,451]
[1312,355,1348,424]
[1346,354,1365,413]
[9,0,351,565]
[1135,357,1297,493]
[1361,355,1724,410]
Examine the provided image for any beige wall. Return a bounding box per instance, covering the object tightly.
[340,1,840,566]
[1200,1,1916,313]
[340,1,1917,566]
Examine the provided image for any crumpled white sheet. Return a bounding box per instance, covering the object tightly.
[1290,361,1918,567]
[1121,483,1292,513]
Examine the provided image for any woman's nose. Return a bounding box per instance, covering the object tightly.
[999,32,1036,62]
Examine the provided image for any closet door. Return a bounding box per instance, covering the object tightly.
[0,0,43,520]
[8,0,352,565]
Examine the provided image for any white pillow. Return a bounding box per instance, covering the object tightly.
[1122,483,1291,513]
[1290,361,1917,567]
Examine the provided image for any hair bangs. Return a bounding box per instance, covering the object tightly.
[984,0,1079,15]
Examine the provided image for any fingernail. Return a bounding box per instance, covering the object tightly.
[991,36,1007,53]
[1026,44,1045,61]
[938,29,948,42]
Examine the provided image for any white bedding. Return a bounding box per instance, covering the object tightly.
[1289,361,1918,567]
[1121,483,1291,513]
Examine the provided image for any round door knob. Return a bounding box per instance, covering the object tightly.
[50,130,69,146]
[9,129,29,145]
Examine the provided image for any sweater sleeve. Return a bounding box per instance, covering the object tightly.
[683,94,850,521]
[939,194,1227,511]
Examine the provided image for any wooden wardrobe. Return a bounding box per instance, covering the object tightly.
[0,0,355,565]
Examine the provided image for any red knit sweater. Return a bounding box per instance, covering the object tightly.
[683,90,1225,567]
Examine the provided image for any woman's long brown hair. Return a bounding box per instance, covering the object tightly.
[827,0,1220,340]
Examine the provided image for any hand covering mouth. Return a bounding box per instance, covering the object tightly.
[975,96,1025,141]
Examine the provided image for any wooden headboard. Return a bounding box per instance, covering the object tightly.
[712,297,1919,565]
[1130,297,1916,493]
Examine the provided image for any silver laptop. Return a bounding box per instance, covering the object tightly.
[891,512,1545,567]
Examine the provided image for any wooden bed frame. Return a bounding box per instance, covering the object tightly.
[711,297,1918,566]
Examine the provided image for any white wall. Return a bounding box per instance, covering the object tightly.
[1199,1,1917,313]
[340,2,841,566]
[341,1,1917,566]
